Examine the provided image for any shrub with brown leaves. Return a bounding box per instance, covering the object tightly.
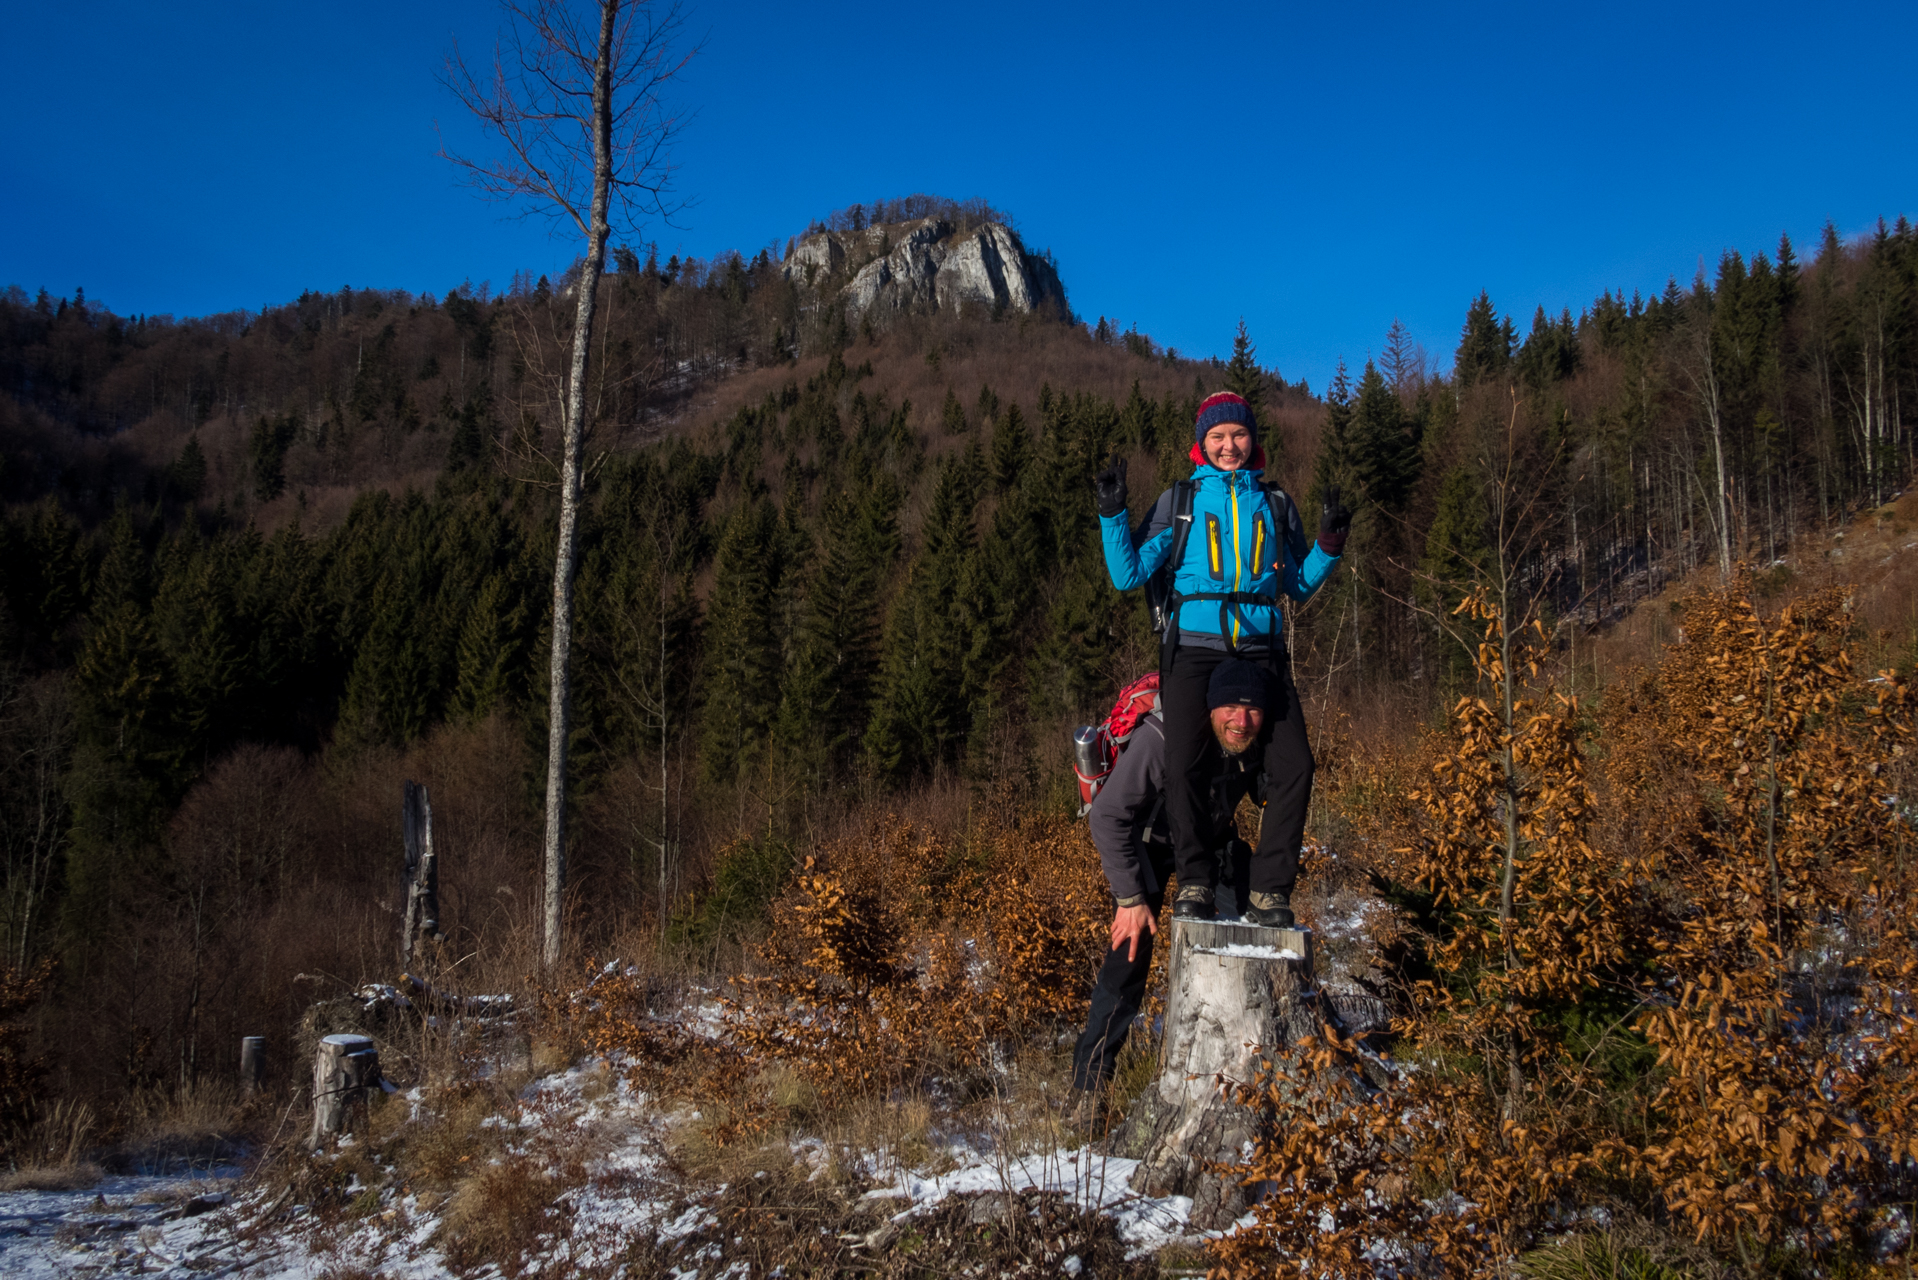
[566,806,1110,1132]
[1215,572,1918,1276]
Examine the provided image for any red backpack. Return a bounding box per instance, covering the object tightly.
[1071,673,1162,816]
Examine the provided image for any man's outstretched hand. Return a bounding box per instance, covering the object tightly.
[1110,902,1157,962]
[1093,455,1129,518]
[1319,484,1352,556]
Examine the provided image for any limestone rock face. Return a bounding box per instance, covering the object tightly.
[783,216,1065,325]
[786,232,844,281]
[936,223,1046,314]
[842,218,949,317]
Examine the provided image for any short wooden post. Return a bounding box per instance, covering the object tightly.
[401,781,440,965]
[1113,919,1321,1230]
[310,1034,379,1147]
[239,1036,265,1096]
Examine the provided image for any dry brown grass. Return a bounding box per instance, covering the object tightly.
[385,1079,513,1192]
[102,1082,248,1174]
[0,1161,104,1191]
[439,1151,577,1276]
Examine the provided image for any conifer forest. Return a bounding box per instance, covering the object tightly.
[2,203,1918,1275]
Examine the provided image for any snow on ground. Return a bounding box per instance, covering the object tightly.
[0,1169,246,1280]
[863,1144,1197,1258]
[0,1057,1203,1276]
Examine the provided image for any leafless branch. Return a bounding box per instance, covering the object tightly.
[438,0,699,240]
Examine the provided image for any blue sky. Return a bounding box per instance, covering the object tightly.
[3,0,1912,393]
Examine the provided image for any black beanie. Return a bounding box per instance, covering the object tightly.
[1206,659,1268,711]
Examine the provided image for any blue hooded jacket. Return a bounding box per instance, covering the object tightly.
[1100,451,1339,650]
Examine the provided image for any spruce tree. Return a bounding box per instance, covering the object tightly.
[865,459,977,779]
[75,599,172,774]
[452,573,528,719]
[1419,467,1489,592]
[20,500,83,647]
[1515,306,1580,390]
[249,413,298,503]
[1455,291,1513,387]
[989,402,1029,495]
[1223,318,1264,415]
[941,386,968,435]
[167,436,208,502]
[1418,466,1491,689]
[772,480,896,774]
[446,389,491,471]
[975,383,1000,430]
[700,502,779,784]
[93,507,152,618]
[1311,359,1357,506]
[336,559,436,749]
[162,547,250,755]
[66,593,177,939]
[1024,558,1114,731]
[1775,231,1800,314]
[1381,318,1419,394]
[1351,360,1421,513]
[246,522,333,738]
[1120,380,1152,449]
[770,469,815,666]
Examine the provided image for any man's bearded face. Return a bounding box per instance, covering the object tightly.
[1210,703,1264,755]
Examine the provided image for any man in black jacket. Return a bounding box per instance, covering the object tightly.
[1069,659,1273,1094]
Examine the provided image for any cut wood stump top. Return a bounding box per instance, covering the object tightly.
[1173,919,1313,975]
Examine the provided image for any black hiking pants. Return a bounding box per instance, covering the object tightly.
[1071,841,1173,1090]
[1161,644,1313,897]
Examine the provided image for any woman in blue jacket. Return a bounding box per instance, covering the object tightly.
[1092,391,1349,925]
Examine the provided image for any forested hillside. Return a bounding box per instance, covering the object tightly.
[1,205,1914,1116]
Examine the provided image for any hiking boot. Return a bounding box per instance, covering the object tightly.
[1244,890,1295,929]
[1065,1088,1108,1131]
[1172,884,1215,920]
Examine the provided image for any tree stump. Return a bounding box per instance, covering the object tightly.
[310,1033,380,1147]
[1111,918,1320,1230]
[239,1036,265,1097]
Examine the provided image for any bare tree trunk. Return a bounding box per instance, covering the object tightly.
[401,781,440,965]
[657,602,673,931]
[1705,375,1733,578]
[541,1,619,973]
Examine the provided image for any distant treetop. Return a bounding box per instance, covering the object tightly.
[807,195,1014,238]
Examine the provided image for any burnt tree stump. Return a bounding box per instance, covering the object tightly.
[1111,918,1322,1230]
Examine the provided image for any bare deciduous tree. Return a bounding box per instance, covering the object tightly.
[1675,274,1735,580]
[442,0,693,971]
[0,667,73,970]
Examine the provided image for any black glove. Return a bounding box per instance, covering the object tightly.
[1093,455,1128,518]
[1318,484,1352,556]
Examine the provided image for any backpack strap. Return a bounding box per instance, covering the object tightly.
[1146,480,1196,637]
[1167,479,1197,571]
[1264,482,1309,572]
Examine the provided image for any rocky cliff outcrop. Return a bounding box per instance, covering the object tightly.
[783,217,1066,325]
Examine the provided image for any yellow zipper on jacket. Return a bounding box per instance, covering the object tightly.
[1229,475,1243,644]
